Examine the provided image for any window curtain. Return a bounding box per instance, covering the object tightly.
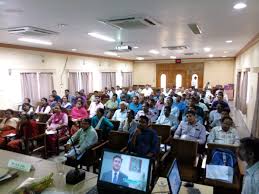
[68,72,79,95]
[81,72,93,94]
[251,73,259,138]
[235,72,241,109]
[240,71,248,114]
[20,73,39,106]
[39,73,54,98]
[101,72,116,89]
[122,72,133,87]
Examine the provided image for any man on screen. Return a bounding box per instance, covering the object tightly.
[101,155,129,187]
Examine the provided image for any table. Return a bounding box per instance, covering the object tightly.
[0,150,97,194]
[152,177,213,194]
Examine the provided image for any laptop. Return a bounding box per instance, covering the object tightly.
[167,159,182,194]
[87,149,152,194]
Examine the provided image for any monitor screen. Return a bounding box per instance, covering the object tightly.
[168,160,181,194]
[99,150,151,192]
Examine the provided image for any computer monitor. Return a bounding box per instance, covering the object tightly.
[167,159,182,194]
[98,149,152,194]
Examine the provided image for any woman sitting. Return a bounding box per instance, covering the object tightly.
[35,98,51,114]
[45,105,68,153]
[18,98,32,111]
[20,103,34,116]
[61,96,72,110]
[0,109,19,147]
[71,101,88,122]
[7,114,37,153]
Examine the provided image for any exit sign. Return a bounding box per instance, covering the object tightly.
[175,59,182,64]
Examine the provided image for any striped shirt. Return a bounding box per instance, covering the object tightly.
[242,161,259,194]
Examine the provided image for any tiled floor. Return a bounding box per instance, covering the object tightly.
[229,101,250,138]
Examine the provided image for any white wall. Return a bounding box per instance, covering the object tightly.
[235,41,259,133]
[0,47,133,109]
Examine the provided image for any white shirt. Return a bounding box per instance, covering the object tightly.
[112,109,127,122]
[88,102,104,118]
[141,88,153,97]
[35,105,51,114]
[115,89,122,97]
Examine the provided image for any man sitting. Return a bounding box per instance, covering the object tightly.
[174,110,206,145]
[88,96,104,118]
[156,106,178,133]
[128,116,158,158]
[135,102,156,123]
[119,110,138,135]
[129,96,142,115]
[207,116,240,145]
[211,93,230,110]
[209,103,224,128]
[112,101,128,123]
[65,118,98,160]
[91,108,113,140]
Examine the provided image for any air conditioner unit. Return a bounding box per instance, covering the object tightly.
[162,45,188,50]
[99,16,160,29]
[7,26,58,36]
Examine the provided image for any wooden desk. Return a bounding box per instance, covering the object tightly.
[152,177,213,194]
[0,150,97,194]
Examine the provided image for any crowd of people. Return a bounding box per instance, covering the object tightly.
[0,83,259,193]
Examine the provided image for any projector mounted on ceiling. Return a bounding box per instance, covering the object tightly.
[99,16,160,29]
[6,26,58,36]
[109,42,132,53]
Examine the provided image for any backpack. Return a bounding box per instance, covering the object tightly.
[210,148,237,168]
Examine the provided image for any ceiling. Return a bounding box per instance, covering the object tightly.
[0,0,258,60]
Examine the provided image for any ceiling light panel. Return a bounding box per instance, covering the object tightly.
[88,32,115,42]
[18,37,52,45]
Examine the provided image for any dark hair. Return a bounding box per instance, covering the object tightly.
[82,118,91,124]
[143,102,150,107]
[52,90,57,93]
[139,115,149,123]
[94,91,98,93]
[127,110,135,117]
[133,96,139,100]
[25,98,31,103]
[164,106,171,111]
[222,108,231,114]
[49,95,55,98]
[5,109,14,115]
[186,110,196,116]
[113,93,118,98]
[221,116,233,123]
[65,89,69,92]
[41,98,48,103]
[113,155,122,161]
[150,99,155,103]
[240,137,259,162]
[97,108,105,115]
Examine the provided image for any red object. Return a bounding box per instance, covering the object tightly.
[175,59,181,64]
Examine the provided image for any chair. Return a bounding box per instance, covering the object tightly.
[37,114,51,123]
[110,120,120,131]
[170,138,200,182]
[150,124,171,151]
[204,143,242,194]
[106,131,129,151]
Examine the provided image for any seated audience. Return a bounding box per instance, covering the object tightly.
[61,96,72,110]
[129,96,142,115]
[7,114,37,152]
[119,110,138,135]
[160,97,180,119]
[20,103,34,116]
[65,89,74,103]
[209,103,224,128]
[108,87,115,99]
[49,95,57,109]
[104,93,118,118]
[35,98,51,114]
[71,101,88,121]
[182,105,203,125]
[156,106,178,132]
[211,93,230,110]
[238,137,259,194]
[135,102,156,123]
[174,110,206,145]
[174,95,186,114]
[115,86,122,97]
[127,87,135,98]
[88,96,104,118]
[45,105,68,152]
[91,108,113,140]
[18,98,32,111]
[112,101,128,123]
[207,116,240,145]
[155,95,164,113]
[148,99,159,121]
[90,91,98,102]
[79,89,87,103]
[52,90,61,102]
[141,84,153,97]
[65,118,98,159]
[128,116,158,158]
[0,109,19,147]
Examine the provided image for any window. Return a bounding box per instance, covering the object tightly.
[191,74,198,88]
[160,74,166,89]
[68,72,93,94]
[176,74,182,89]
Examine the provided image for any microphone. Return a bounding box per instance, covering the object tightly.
[65,130,86,185]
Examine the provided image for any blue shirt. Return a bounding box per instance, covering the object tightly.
[129,103,142,115]
[91,116,114,139]
[128,128,158,156]
[173,102,187,113]
[242,161,259,194]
